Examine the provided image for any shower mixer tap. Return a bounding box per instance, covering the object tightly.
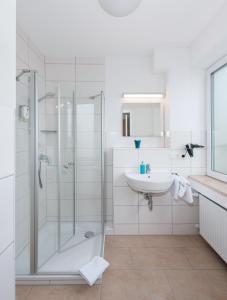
[39,153,50,164]
[63,162,74,169]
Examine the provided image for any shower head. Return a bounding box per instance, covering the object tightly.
[16,69,31,81]
[89,92,103,100]
[38,92,56,102]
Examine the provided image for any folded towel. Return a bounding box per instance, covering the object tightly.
[171,175,193,204]
[79,256,109,286]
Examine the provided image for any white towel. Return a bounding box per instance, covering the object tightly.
[171,175,193,204]
[79,256,109,286]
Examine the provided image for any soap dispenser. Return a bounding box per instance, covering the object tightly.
[140,161,145,174]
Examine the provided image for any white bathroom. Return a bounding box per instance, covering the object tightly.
[0,0,227,299]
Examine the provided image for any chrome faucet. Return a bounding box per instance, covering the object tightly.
[63,162,74,169]
[39,153,50,164]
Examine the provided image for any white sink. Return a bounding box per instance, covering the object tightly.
[125,171,173,194]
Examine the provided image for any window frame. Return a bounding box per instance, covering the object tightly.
[207,55,227,182]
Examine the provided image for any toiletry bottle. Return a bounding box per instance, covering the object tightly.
[146,164,151,174]
[140,162,145,174]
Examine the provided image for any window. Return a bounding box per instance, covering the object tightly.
[207,57,227,182]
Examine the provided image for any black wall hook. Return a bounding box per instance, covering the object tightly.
[182,143,205,158]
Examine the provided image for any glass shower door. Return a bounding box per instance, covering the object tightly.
[59,91,104,253]
[36,81,76,270]
[15,70,32,275]
[75,92,104,242]
[36,76,59,270]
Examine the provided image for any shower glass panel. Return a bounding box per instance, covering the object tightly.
[15,70,32,275]
[16,69,104,277]
[37,81,59,269]
[75,94,103,237]
[36,82,76,269]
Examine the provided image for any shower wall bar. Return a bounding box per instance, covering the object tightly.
[57,83,61,252]
[29,70,38,274]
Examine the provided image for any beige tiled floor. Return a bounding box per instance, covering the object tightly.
[16,235,227,300]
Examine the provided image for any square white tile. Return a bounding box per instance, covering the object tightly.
[114,206,138,224]
[114,187,138,206]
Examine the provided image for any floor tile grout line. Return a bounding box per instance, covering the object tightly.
[181,247,197,270]
[128,247,134,269]
[163,270,178,300]
[24,285,33,300]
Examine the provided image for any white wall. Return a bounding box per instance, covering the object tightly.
[105,56,166,148]
[104,56,167,222]
[153,48,206,133]
[0,0,15,299]
[109,52,207,234]
[190,2,227,68]
[104,53,206,225]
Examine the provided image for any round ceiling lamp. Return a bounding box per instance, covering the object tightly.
[98,0,142,17]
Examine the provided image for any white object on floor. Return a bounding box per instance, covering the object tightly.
[171,175,193,204]
[79,256,109,286]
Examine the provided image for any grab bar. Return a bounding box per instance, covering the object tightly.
[38,153,50,189]
[38,160,43,189]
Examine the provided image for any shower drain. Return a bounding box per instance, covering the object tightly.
[84,231,95,239]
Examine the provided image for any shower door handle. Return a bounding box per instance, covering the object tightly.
[38,160,43,189]
[63,162,74,169]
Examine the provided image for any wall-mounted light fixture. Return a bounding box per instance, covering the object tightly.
[122,93,164,103]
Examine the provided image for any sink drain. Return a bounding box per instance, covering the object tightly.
[144,193,153,211]
[84,231,95,239]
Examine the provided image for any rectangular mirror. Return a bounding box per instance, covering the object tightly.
[122,102,163,137]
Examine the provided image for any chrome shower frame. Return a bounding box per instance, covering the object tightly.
[28,70,39,274]
[89,91,105,242]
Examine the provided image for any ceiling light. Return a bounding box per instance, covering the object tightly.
[98,0,142,17]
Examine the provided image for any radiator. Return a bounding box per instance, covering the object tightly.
[200,194,227,263]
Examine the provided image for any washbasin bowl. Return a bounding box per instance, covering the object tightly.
[125,171,173,194]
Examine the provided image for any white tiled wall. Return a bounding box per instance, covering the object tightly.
[76,58,105,223]
[112,130,206,235]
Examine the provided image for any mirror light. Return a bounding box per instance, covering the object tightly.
[98,0,142,17]
[122,93,164,103]
[123,93,164,98]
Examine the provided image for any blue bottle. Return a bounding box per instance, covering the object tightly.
[140,161,145,174]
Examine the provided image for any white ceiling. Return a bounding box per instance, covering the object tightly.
[17,0,226,57]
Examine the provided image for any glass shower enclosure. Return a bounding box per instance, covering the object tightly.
[15,70,104,277]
